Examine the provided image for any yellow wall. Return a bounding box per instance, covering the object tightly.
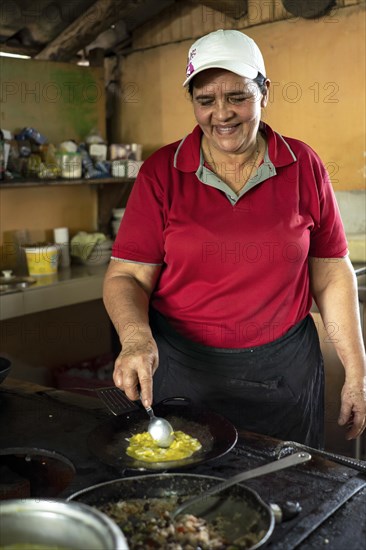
[0,185,97,269]
[1,186,97,236]
[0,59,105,263]
[0,58,106,143]
[115,3,365,190]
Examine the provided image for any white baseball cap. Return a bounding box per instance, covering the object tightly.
[183,29,266,87]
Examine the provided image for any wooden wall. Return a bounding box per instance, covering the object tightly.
[1,58,106,144]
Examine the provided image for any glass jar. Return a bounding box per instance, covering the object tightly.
[56,152,82,179]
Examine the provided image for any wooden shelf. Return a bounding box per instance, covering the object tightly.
[0,177,134,189]
[1,176,135,235]
[0,176,135,236]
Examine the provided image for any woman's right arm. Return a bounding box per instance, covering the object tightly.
[103,259,162,407]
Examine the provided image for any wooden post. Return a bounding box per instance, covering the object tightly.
[88,48,105,68]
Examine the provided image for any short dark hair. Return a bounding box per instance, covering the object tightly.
[188,71,267,97]
[253,72,267,95]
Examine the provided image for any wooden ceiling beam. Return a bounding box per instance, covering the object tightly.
[0,43,39,58]
[34,0,147,62]
[189,0,248,20]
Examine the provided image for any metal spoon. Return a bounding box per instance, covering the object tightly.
[143,403,174,448]
[171,451,311,519]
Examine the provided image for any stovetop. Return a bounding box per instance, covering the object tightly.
[1,386,365,549]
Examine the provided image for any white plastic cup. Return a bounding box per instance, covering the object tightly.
[53,227,70,268]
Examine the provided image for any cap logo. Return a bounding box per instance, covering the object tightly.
[186,62,195,76]
[186,48,197,77]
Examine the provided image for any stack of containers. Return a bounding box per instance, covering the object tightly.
[53,227,71,268]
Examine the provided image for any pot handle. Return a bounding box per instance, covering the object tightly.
[270,501,302,524]
[172,452,311,519]
[157,396,193,406]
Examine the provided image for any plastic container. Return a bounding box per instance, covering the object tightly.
[24,244,58,276]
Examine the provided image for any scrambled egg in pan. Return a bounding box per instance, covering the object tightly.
[126,431,202,462]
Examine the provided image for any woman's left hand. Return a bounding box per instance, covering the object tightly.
[338,376,366,439]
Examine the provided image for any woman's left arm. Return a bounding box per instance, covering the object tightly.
[309,256,366,440]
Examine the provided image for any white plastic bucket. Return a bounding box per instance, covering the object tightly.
[24,244,58,276]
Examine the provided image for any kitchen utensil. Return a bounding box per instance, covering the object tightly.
[171,451,311,519]
[0,499,128,550]
[71,386,139,413]
[91,386,138,414]
[73,386,173,447]
[275,441,366,473]
[143,401,174,447]
[87,397,238,471]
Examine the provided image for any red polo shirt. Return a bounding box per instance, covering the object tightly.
[112,123,348,348]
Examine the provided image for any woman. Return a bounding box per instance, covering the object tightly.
[103,29,366,448]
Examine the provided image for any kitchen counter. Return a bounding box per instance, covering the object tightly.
[1,378,365,550]
[2,261,364,322]
[0,264,106,320]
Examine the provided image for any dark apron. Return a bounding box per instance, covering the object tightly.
[150,309,324,449]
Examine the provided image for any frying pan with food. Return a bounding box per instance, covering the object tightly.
[87,397,238,472]
[68,473,275,549]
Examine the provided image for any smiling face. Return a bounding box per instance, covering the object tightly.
[191,68,270,156]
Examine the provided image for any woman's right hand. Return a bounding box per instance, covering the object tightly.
[103,259,162,408]
[113,329,159,408]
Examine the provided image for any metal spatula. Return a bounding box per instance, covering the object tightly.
[70,386,139,414]
[172,451,312,520]
[72,385,175,447]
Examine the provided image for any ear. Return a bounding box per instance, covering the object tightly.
[261,79,271,108]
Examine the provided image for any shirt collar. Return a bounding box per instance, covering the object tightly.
[174,122,297,173]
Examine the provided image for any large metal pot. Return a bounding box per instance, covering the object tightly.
[69,473,275,549]
[0,499,129,550]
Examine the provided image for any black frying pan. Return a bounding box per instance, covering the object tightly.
[87,397,238,472]
[68,473,275,549]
